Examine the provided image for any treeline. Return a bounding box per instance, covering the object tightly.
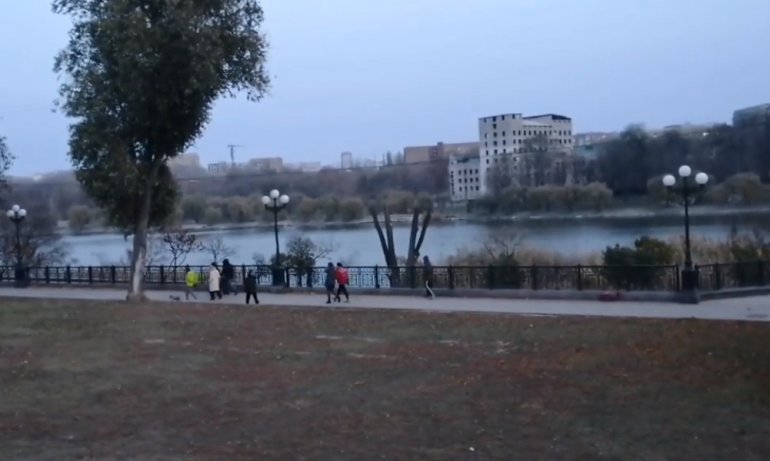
[597,116,770,196]
[4,160,449,230]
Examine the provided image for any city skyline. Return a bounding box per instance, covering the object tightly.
[2,0,769,176]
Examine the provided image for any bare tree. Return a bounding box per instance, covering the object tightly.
[161,228,203,267]
[202,235,234,263]
[368,195,432,287]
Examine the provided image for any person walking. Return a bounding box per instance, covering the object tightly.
[244,270,259,305]
[208,262,222,301]
[422,255,435,299]
[184,266,199,301]
[221,259,237,296]
[334,262,350,303]
[324,262,336,304]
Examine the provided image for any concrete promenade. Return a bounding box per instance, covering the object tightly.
[1,286,769,322]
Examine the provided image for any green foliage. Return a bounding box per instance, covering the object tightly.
[53,0,270,295]
[602,237,677,289]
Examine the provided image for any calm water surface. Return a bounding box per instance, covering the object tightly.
[61,214,770,266]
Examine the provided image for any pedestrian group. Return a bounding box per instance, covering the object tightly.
[178,256,436,306]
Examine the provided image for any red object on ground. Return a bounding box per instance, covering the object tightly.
[598,291,623,302]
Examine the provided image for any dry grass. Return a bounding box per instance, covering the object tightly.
[1,299,770,460]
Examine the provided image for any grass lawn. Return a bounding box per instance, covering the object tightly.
[1,299,769,460]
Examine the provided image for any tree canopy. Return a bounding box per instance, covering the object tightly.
[53,0,270,299]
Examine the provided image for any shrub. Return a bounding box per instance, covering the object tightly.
[602,237,676,289]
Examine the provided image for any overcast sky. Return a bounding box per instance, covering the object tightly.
[1,0,768,175]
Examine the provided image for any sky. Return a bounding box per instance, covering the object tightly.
[0,0,768,176]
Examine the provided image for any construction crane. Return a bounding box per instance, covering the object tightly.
[227,144,243,167]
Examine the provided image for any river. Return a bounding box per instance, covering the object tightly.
[60,213,770,266]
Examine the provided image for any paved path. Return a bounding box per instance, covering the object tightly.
[1,287,769,322]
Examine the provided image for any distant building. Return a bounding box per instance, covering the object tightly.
[341,152,353,169]
[246,157,283,172]
[403,141,479,164]
[169,153,202,169]
[733,103,770,126]
[478,113,574,195]
[448,155,482,202]
[285,162,323,173]
[207,162,230,174]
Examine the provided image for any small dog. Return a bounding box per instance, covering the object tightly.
[169,295,182,302]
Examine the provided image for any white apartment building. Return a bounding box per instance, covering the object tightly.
[477,113,573,194]
[448,155,482,202]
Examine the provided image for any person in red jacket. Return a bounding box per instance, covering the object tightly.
[334,262,350,303]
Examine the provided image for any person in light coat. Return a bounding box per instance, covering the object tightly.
[208,262,222,300]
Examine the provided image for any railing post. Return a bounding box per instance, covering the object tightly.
[159,265,165,285]
[531,266,538,290]
[576,265,582,291]
[448,265,455,290]
[307,268,314,288]
[88,266,93,284]
[284,268,290,288]
[675,266,681,291]
[714,263,721,290]
[45,267,50,284]
[374,265,380,289]
[110,266,116,284]
[487,265,495,289]
[66,266,72,284]
[758,261,765,286]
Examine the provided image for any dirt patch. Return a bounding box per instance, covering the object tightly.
[1,298,769,460]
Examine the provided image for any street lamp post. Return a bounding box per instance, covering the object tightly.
[6,204,29,288]
[261,189,290,286]
[662,165,709,292]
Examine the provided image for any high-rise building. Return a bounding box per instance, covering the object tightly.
[341,151,353,169]
[477,113,573,194]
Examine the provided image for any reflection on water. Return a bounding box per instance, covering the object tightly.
[62,213,770,266]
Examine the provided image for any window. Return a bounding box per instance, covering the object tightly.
[485,142,488,147]
[493,141,498,146]
[494,149,498,154]
[503,140,507,145]
[502,131,506,136]
[486,159,490,164]
[492,117,497,122]
[494,132,498,137]
[476,186,479,191]
[493,123,497,129]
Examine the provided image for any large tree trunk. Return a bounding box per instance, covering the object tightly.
[369,205,400,286]
[127,159,162,303]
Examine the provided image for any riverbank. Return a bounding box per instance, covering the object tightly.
[59,204,770,237]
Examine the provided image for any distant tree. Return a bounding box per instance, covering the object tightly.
[181,196,206,224]
[284,235,334,278]
[53,0,269,302]
[161,228,203,267]
[67,205,92,233]
[0,213,72,269]
[202,236,234,263]
[0,135,12,192]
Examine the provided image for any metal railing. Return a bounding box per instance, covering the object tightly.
[0,263,684,292]
[696,261,770,291]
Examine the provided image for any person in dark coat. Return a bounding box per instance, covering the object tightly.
[244,270,259,305]
[422,255,435,299]
[324,262,336,304]
[221,259,237,295]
